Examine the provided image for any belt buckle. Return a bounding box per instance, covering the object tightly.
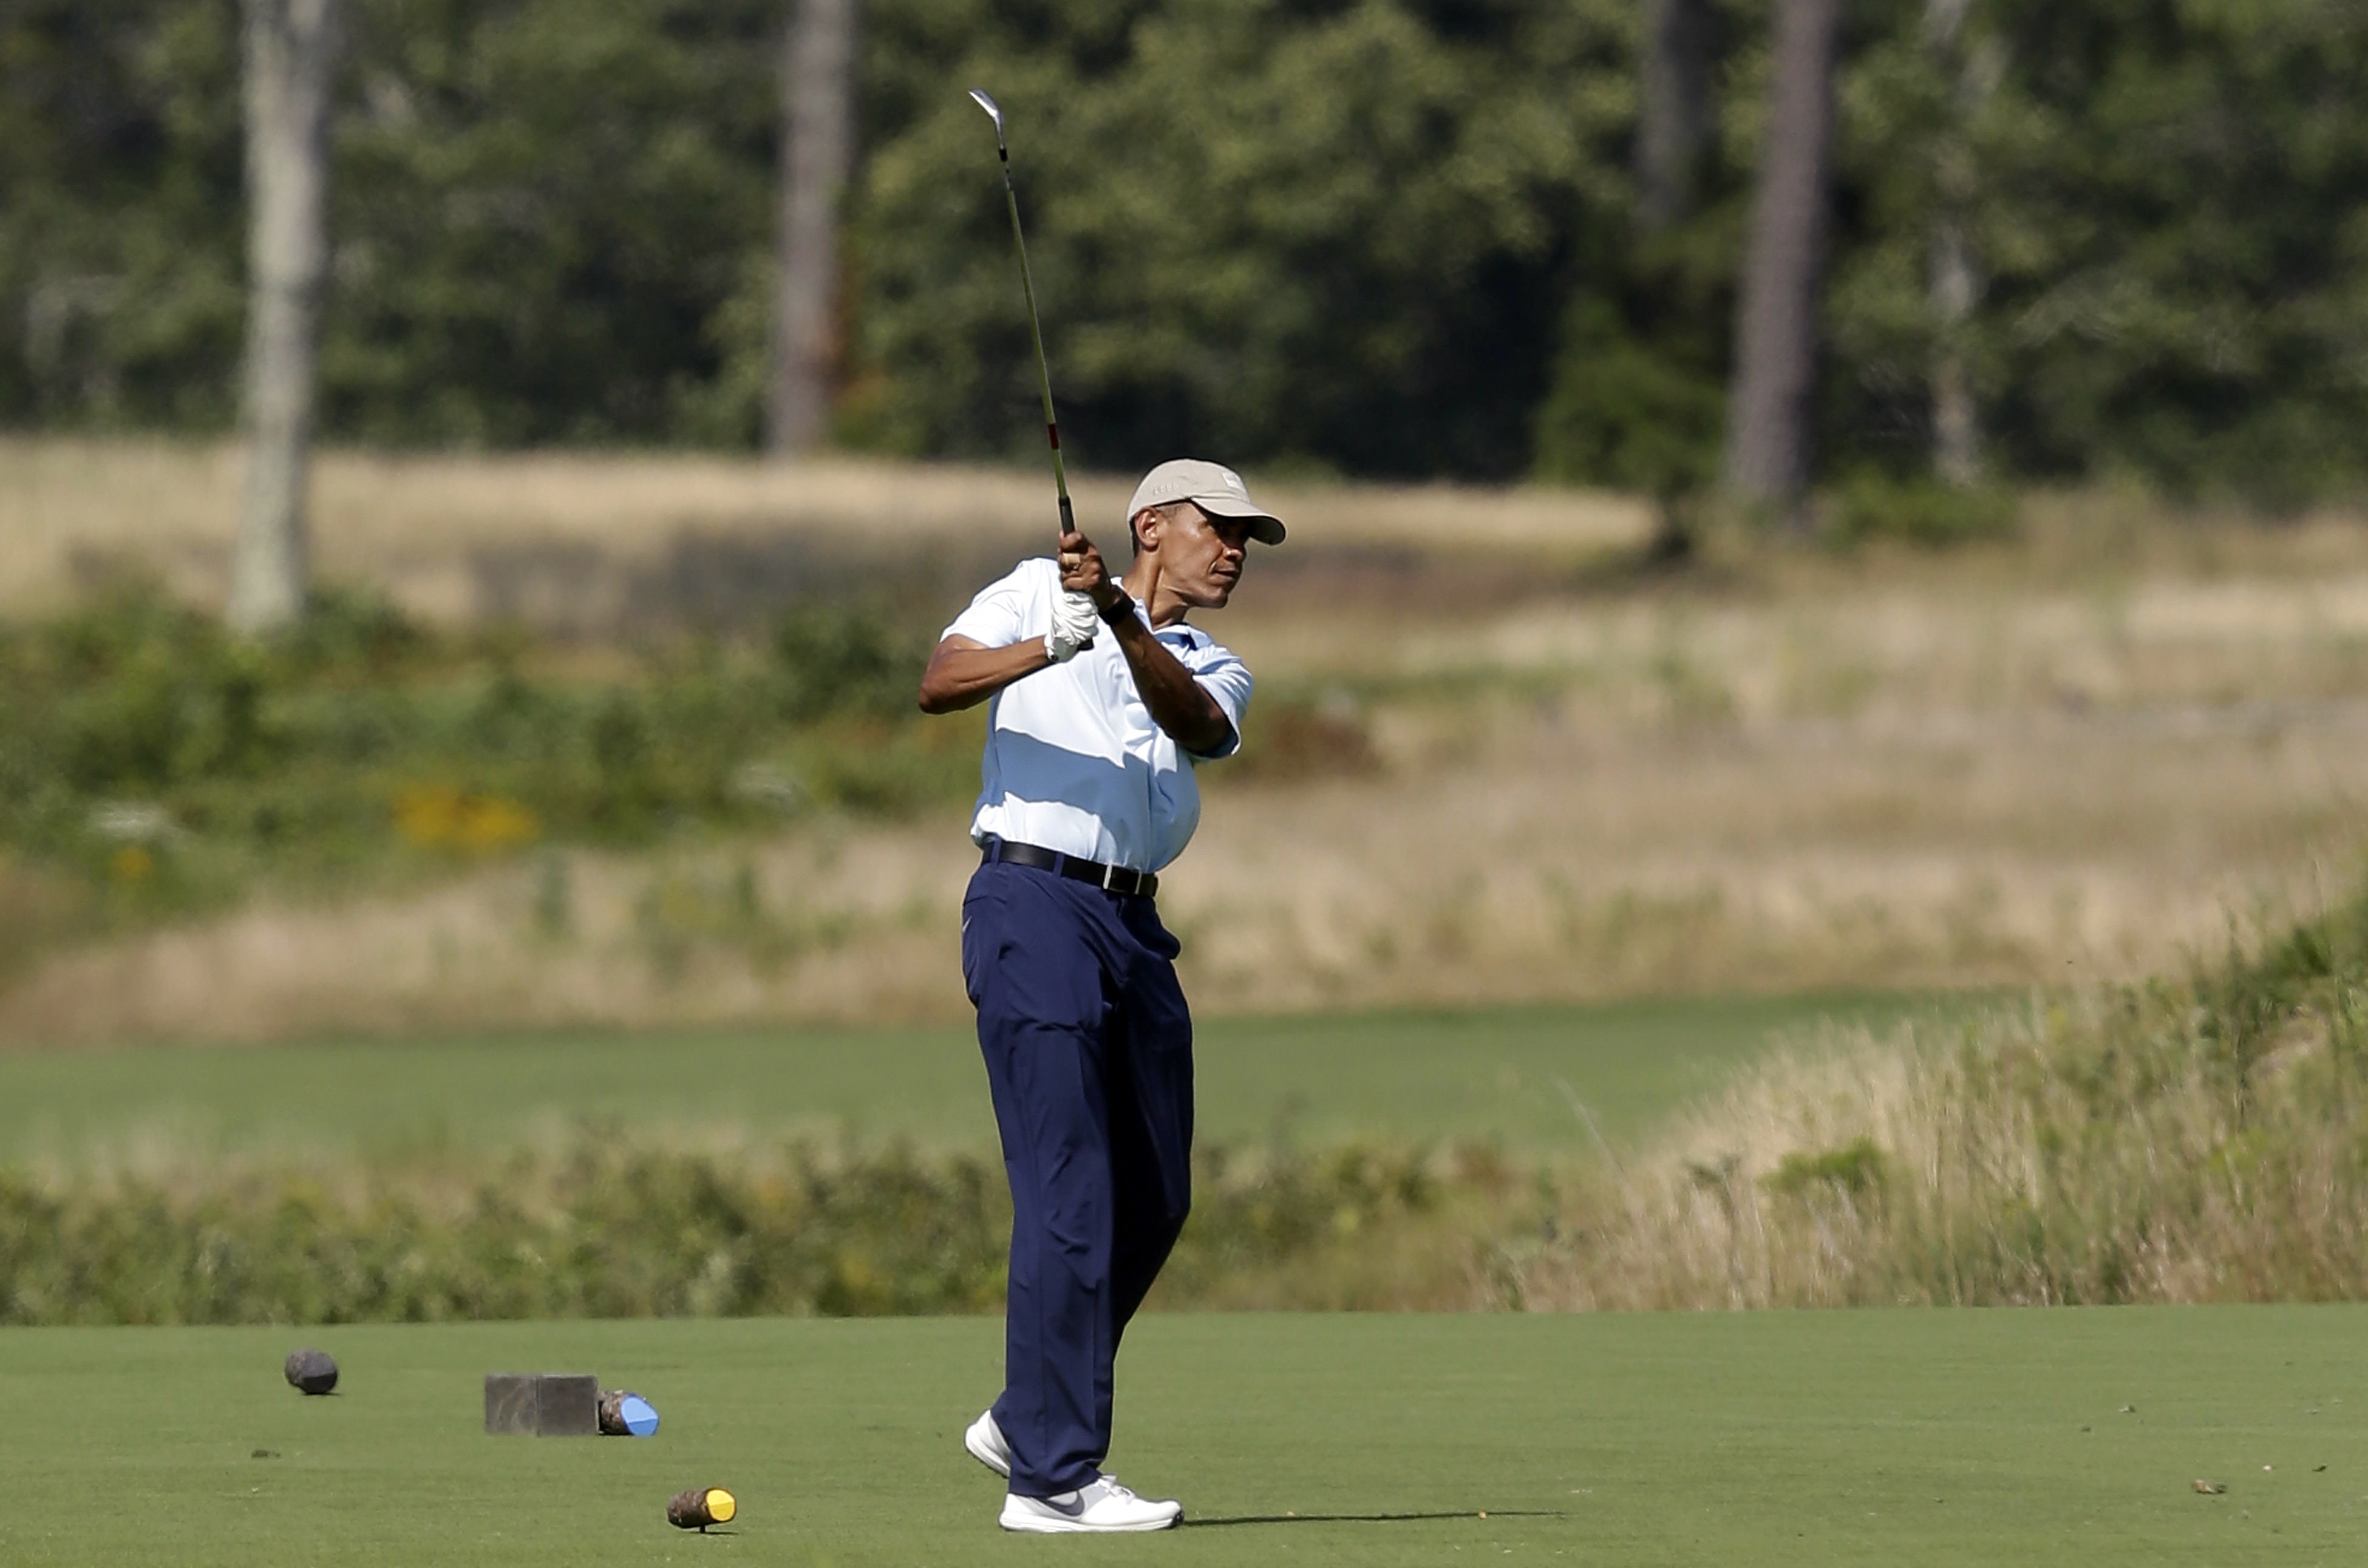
[1102,861,1122,893]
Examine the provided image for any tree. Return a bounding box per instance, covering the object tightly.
[13,0,2368,504]
[1924,0,1993,487]
[1636,0,1717,232]
[1723,0,1842,518]
[852,0,1625,477]
[0,3,245,430]
[230,0,342,634]
[768,0,858,454]
[327,0,778,449]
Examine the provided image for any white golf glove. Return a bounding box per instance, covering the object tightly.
[1045,589,1100,664]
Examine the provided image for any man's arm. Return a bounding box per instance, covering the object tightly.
[917,636,1050,714]
[1102,615,1231,755]
[1057,529,1232,755]
[916,534,1233,754]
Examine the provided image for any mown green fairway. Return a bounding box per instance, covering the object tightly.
[0,993,1958,1162]
[3,1307,2361,1566]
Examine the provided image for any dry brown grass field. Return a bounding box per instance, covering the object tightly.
[2,440,2365,1042]
[0,436,1648,634]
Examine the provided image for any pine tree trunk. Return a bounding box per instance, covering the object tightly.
[1925,0,1987,487]
[1722,0,1842,520]
[767,0,858,455]
[1637,0,1716,232]
[230,0,342,635]
[1929,213,1981,487]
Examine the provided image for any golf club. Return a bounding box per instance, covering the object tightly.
[968,87,1075,541]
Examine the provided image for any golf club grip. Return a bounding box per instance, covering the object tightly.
[1058,494,1075,535]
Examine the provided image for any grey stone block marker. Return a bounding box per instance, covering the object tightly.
[485,1373,600,1436]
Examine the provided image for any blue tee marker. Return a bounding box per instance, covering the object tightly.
[599,1388,661,1436]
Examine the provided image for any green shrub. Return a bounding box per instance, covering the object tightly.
[1530,299,1724,500]
[1210,695,1381,786]
[0,1134,1509,1326]
[1826,474,2020,550]
[1763,1138,1887,1204]
[774,603,934,723]
[0,590,963,946]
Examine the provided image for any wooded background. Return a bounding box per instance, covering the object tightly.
[4,0,2364,503]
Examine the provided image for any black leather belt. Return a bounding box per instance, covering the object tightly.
[982,838,1158,898]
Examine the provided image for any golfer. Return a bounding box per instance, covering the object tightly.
[917,458,1283,1533]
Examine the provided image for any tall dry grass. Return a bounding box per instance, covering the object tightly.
[0,437,1648,631]
[8,503,2368,1039]
[2,697,2342,1042]
[4,438,2368,1040]
[1512,887,2368,1308]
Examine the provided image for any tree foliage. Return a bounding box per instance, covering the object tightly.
[1832,0,2368,501]
[851,0,1633,476]
[2,0,2366,497]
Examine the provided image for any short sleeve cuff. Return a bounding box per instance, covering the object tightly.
[1185,679,1245,761]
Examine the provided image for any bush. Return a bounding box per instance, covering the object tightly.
[1530,299,1724,500]
[1762,1138,1887,1204]
[0,1133,1509,1325]
[0,590,960,945]
[1825,473,2019,550]
[1218,695,1381,786]
[773,603,934,723]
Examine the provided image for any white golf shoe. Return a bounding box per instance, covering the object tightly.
[964,1410,1013,1478]
[1000,1475,1183,1534]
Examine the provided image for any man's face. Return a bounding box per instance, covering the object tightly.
[1143,502,1254,608]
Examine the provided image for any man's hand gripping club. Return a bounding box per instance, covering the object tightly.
[1046,557,1101,663]
[1053,527,1117,645]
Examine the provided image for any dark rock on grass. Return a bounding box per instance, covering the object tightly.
[284,1348,338,1396]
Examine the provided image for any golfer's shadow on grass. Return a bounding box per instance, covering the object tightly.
[1184,1509,1564,1529]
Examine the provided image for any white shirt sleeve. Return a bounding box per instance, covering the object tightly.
[942,561,1044,648]
[1180,639,1253,761]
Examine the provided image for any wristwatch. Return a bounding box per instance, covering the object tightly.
[1097,593,1137,628]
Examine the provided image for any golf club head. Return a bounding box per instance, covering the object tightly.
[967,88,1007,154]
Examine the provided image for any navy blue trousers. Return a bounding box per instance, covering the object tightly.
[961,856,1194,1498]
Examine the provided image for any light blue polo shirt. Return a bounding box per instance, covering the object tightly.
[944,558,1253,873]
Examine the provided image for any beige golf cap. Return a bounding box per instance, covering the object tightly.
[1126,459,1286,546]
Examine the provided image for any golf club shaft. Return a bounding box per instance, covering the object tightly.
[990,142,1075,538]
